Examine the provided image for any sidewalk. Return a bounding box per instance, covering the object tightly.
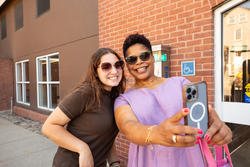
[0,111,249,167]
[0,116,57,167]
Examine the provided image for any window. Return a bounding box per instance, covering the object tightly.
[1,15,7,39]
[239,13,247,23]
[15,0,23,31]
[16,60,30,105]
[36,0,50,17]
[36,53,59,111]
[235,28,242,40]
[228,15,236,24]
[214,0,250,125]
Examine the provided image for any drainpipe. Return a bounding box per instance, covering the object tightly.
[10,96,13,115]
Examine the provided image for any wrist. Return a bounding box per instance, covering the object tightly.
[78,142,90,155]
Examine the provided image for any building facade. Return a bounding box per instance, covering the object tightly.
[0,0,99,121]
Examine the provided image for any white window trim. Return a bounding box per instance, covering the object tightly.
[214,0,250,125]
[15,59,30,106]
[36,52,59,111]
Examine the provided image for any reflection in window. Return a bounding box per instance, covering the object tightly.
[223,1,250,103]
[228,16,236,24]
[235,28,242,40]
[16,60,30,104]
[239,13,247,23]
[36,53,59,110]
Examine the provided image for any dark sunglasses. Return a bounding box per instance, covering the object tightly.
[99,60,124,72]
[125,52,151,65]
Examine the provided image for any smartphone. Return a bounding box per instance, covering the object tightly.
[183,81,208,138]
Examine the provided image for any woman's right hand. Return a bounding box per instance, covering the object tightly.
[152,108,202,147]
[79,146,94,167]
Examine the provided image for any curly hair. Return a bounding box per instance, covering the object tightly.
[123,33,152,57]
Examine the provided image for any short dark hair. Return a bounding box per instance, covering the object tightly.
[123,33,152,57]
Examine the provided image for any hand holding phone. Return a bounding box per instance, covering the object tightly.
[183,81,208,138]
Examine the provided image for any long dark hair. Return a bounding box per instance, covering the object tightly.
[75,48,125,110]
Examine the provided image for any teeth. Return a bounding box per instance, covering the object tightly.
[109,76,118,80]
[136,67,147,73]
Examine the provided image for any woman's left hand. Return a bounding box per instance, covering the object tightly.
[204,105,232,145]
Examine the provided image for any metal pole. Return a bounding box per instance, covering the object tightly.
[10,96,13,115]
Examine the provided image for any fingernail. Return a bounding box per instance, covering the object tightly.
[207,141,211,144]
[212,143,216,146]
[197,129,203,134]
[196,140,200,144]
[204,135,210,141]
[197,136,201,140]
[184,108,189,113]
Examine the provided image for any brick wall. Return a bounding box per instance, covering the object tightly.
[0,58,13,111]
[98,0,226,166]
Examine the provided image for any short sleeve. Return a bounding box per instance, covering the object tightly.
[114,94,129,111]
[181,77,191,86]
[58,86,90,119]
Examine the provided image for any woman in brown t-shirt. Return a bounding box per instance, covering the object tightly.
[42,48,125,167]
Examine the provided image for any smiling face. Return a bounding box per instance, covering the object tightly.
[126,43,155,81]
[97,53,123,91]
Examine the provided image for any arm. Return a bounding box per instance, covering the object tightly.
[115,105,201,147]
[107,142,120,167]
[42,107,94,167]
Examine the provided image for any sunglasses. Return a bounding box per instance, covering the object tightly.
[125,52,151,65]
[99,60,124,72]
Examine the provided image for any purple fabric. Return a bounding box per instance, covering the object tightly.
[114,77,205,167]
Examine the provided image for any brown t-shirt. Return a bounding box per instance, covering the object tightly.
[52,84,119,167]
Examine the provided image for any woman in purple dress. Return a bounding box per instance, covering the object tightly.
[114,33,232,167]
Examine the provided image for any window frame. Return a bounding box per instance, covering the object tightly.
[14,0,23,31]
[234,28,242,41]
[228,15,236,24]
[15,59,30,105]
[1,15,7,39]
[36,52,59,111]
[214,0,250,125]
[36,0,50,17]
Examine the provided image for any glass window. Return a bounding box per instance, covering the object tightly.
[14,0,23,31]
[228,16,236,24]
[36,53,59,111]
[239,13,247,23]
[16,60,30,105]
[223,1,250,103]
[36,0,50,17]
[1,15,7,39]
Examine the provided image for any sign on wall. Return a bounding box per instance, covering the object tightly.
[181,61,195,76]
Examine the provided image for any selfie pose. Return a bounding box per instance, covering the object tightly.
[42,48,125,167]
[114,33,232,167]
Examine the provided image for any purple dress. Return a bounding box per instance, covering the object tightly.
[114,77,205,167]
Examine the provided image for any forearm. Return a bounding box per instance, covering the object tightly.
[42,124,89,154]
[107,142,120,166]
[122,121,154,146]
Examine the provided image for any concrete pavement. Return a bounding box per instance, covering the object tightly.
[0,117,57,167]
